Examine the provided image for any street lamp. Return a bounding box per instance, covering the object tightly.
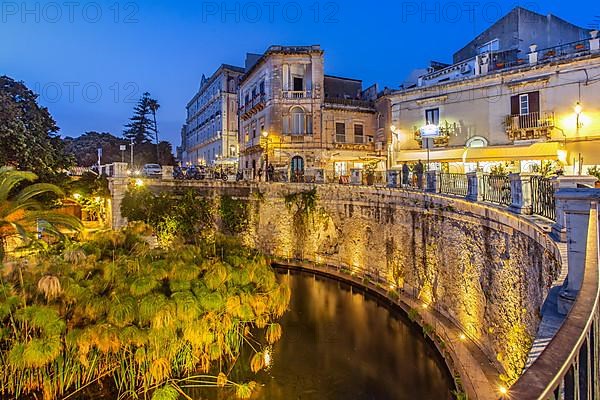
[261,131,269,181]
[575,101,583,130]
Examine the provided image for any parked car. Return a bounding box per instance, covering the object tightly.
[142,164,162,177]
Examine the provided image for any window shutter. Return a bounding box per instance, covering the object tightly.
[528,91,540,114]
[510,95,519,116]
[283,115,290,134]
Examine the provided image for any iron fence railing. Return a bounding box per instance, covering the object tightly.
[482,175,512,206]
[439,173,468,197]
[531,176,556,221]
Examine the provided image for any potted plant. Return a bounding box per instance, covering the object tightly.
[587,166,600,188]
[363,161,379,186]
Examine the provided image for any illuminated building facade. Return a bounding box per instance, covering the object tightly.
[181,64,244,166]
[379,7,600,175]
[238,45,380,181]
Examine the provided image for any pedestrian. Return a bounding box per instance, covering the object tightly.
[268,163,275,182]
[258,167,263,182]
[415,160,424,189]
[402,162,409,187]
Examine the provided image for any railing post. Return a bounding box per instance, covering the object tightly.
[553,176,599,241]
[426,170,440,193]
[555,189,600,315]
[387,170,399,188]
[590,30,599,53]
[466,171,484,201]
[509,173,533,215]
[113,162,129,178]
[528,44,539,64]
[161,166,174,181]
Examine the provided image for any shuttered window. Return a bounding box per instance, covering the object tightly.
[510,91,540,115]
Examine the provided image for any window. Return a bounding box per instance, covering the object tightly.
[519,94,529,115]
[478,39,499,54]
[354,124,364,143]
[466,136,488,148]
[259,81,265,95]
[291,107,306,135]
[335,122,346,142]
[510,92,539,116]
[293,76,304,91]
[425,108,439,125]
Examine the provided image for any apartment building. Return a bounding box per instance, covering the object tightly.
[238,45,379,181]
[378,7,599,175]
[181,64,244,166]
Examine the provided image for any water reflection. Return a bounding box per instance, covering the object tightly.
[190,270,454,400]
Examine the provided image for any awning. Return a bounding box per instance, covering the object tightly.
[394,142,560,164]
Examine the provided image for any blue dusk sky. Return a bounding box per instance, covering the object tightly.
[1,0,598,146]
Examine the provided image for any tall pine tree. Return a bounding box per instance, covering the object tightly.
[0,75,73,180]
[123,92,158,145]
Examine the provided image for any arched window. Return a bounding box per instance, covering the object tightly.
[291,107,305,135]
[466,136,488,148]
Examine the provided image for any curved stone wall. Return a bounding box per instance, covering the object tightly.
[229,183,561,385]
[116,180,562,388]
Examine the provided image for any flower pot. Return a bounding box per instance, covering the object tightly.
[595,182,600,188]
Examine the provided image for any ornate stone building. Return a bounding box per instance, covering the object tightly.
[378,7,600,175]
[181,64,244,166]
[238,45,380,181]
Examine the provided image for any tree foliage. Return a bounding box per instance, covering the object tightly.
[64,131,175,167]
[0,76,73,180]
[0,167,82,259]
[123,92,159,145]
[121,187,215,242]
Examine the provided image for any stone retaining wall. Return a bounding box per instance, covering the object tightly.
[112,180,562,386]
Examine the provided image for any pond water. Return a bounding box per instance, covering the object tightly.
[189,269,455,400]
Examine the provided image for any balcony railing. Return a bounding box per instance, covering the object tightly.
[504,112,555,141]
[282,90,309,99]
[239,94,266,120]
[538,39,591,61]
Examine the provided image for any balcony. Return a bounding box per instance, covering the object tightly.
[413,122,456,148]
[504,111,555,141]
[239,94,266,120]
[282,90,310,99]
[332,142,375,152]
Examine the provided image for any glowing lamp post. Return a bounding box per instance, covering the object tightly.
[575,101,583,130]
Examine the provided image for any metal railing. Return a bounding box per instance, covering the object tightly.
[439,173,468,197]
[538,39,591,61]
[508,202,599,400]
[282,90,309,99]
[505,112,555,140]
[531,176,556,221]
[482,175,512,206]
